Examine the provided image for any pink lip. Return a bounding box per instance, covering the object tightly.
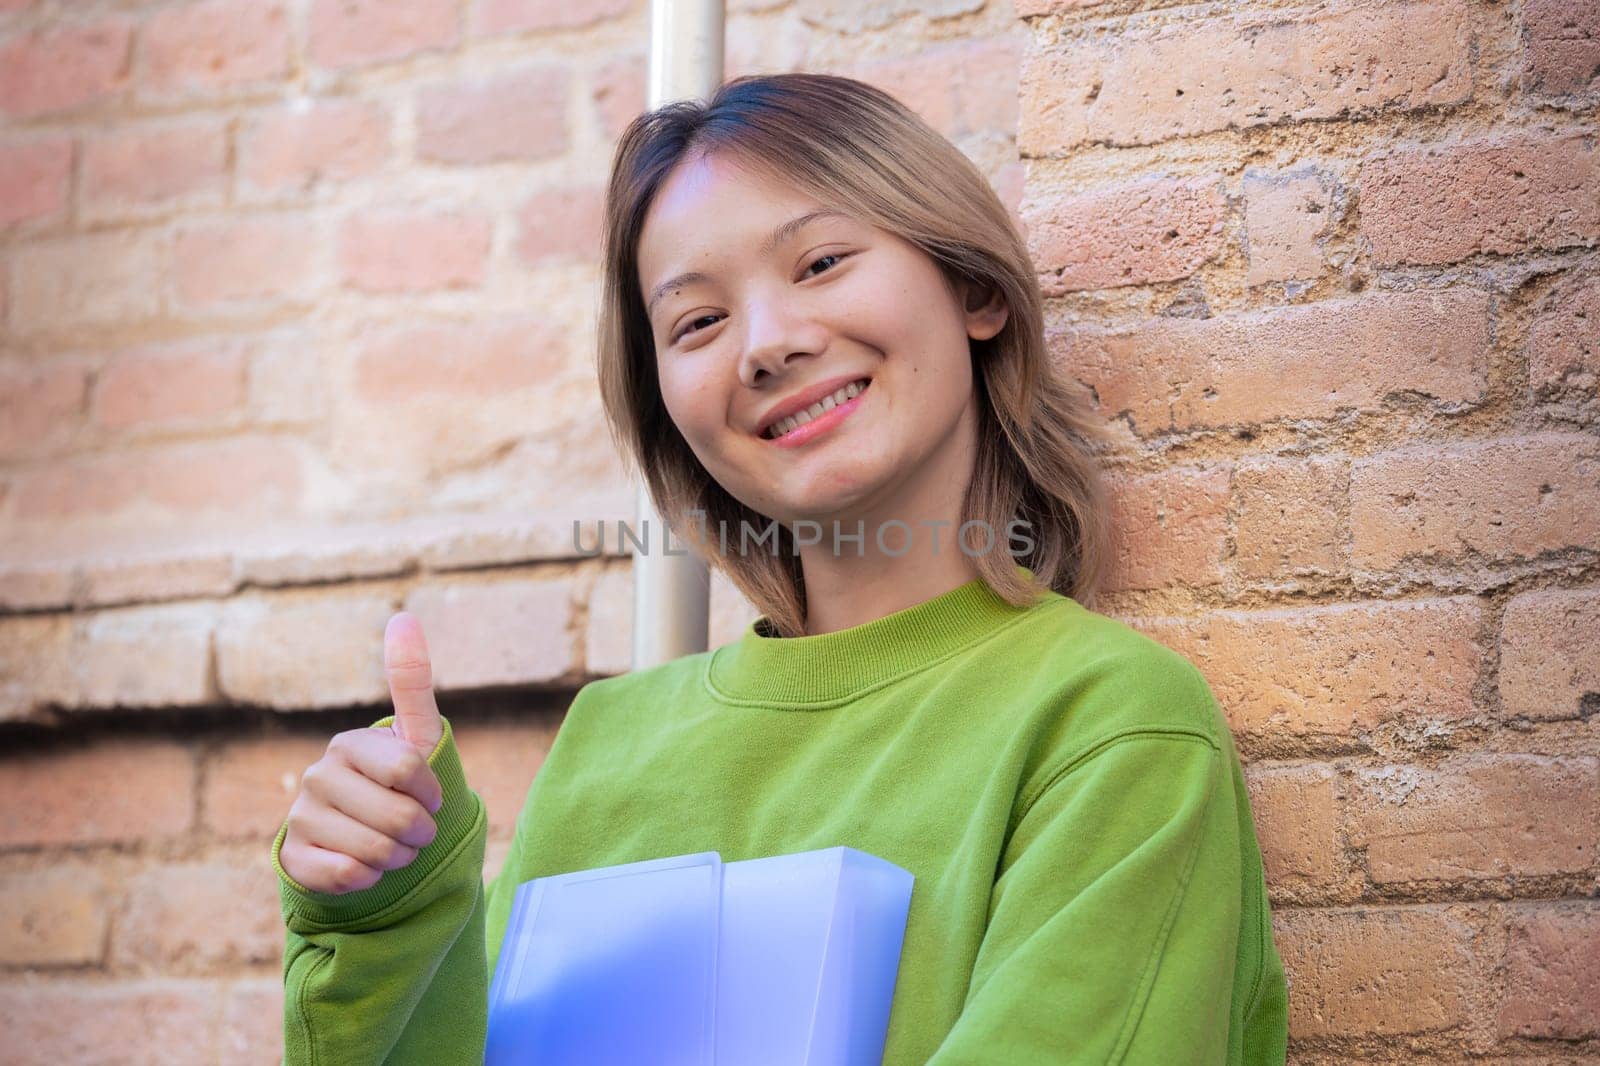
[762,381,870,449]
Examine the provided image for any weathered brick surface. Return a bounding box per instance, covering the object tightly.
[0,979,222,1065]
[215,590,396,710]
[1520,0,1600,98]
[81,121,229,219]
[0,136,73,228]
[0,19,132,118]
[1243,763,1343,890]
[0,863,110,966]
[1498,902,1600,1039]
[1024,174,1228,294]
[306,0,460,71]
[1525,271,1600,395]
[91,340,248,431]
[73,602,216,709]
[1361,133,1600,267]
[415,66,571,165]
[1019,0,1472,154]
[140,0,291,97]
[1055,290,1490,435]
[404,575,577,690]
[1136,597,1485,737]
[454,716,561,836]
[1102,465,1230,591]
[1350,433,1600,570]
[1498,586,1600,721]
[1273,906,1480,1037]
[1230,455,1347,580]
[204,731,334,840]
[0,739,194,848]
[111,856,282,971]
[338,210,493,292]
[1348,755,1598,883]
[237,99,391,195]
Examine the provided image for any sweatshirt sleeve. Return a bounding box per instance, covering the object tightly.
[924,726,1246,1065]
[271,712,495,1066]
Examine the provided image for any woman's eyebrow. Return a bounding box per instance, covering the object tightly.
[646,208,854,315]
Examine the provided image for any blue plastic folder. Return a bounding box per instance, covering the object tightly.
[484,846,915,1066]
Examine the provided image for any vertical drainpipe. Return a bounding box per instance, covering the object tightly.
[631,0,724,671]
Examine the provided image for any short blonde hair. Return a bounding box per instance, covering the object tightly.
[597,72,1113,638]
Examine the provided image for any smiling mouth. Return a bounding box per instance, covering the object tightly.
[760,378,872,440]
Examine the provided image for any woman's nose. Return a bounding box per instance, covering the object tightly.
[736,298,826,386]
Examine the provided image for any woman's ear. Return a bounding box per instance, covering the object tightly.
[962,281,1009,341]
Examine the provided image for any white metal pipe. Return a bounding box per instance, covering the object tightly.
[631,0,724,670]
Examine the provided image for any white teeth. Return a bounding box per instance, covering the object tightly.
[765,379,868,439]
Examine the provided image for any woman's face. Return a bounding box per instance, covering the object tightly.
[636,151,1007,530]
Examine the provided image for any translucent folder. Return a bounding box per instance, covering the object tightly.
[484,846,915,1066]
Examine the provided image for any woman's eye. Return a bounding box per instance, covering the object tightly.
[670,253,850,343]
[803,252,846,278]
[674,314,721,342]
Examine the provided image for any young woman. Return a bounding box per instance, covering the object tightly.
[274,73,1290,1064]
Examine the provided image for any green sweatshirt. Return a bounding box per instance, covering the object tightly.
[272,567,1289,1064]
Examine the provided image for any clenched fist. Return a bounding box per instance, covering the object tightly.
[278,612,448,895]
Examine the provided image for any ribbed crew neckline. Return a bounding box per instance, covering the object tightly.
[705,564,1062,708]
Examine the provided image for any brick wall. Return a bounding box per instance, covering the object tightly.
[0,0,1595,1062]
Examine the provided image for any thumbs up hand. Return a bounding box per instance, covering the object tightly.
[384,611,444,755]
[277,612,449,896]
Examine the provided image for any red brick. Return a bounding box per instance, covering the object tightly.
[404,574,578,690]
[353,317,567,405]
[1350,433,1600,569]
[1136,597,1485,737]
[454,717,560,837]
[74,602,216,709]
[0,864,109,966]
[1521,0,1600,97]
[1526,271,1599,394]
[1019,0,1471,155]
[514,184,604,266]
[0,137,73,228]
[172,216,321,308]
[0,614,76,721]
[590,53,646,143]
[1499,586,1600,721]
[79,551,235,609]
[214,590,395,710]
[1498,902,1600,1039]
[0,359,88,459]
[0,739,194,848]
[859,37,1022,140]
[238,98,390,195]
[91,339,247,431]
[220,979,283,1063]
[1024,174,1227,294]
[416,66,570,166]
[112,856,282,970]
[1230,456,1347,580]
[1102,466,1229,591]
[307,0,459,71]
[11,437,304,522]
[1243,169,1335,286]
[205,732,332,840]
[82,121,228,216]
[1054,289,1490,435]
[0,19,132,118]
[1243,763,1342,890]
[1361,132,1600,267]
[1273,906,1478,1037]
[476,0,631,35]
[339,210,491,292]
[585,564,634,675]
[1349,755,1597,883]
[0,980,220,1065]
[141,1,291,95]
[9,230,164,333]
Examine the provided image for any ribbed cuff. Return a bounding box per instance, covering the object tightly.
[272,713,482,928]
